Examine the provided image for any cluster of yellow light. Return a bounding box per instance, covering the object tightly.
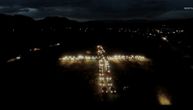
[59,54,149,63]
[98,59,116,94]
[58,45,151,95]
[107,55,149,62]
[59,55,97,63]
[157,88,172,106]
[97,45,116,94]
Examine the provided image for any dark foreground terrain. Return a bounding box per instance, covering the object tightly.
[1,14,193,109]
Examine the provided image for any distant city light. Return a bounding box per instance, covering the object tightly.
[16,56,21,60]
[30,48,41,52]
[56,43,60,46]
[7,55,22,63]
[161,37,168,42]
[49,42,61,47]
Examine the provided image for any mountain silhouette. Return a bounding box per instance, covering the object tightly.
[0,14,192,33]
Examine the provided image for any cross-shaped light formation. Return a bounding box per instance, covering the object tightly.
[59,45,151,95]
[97,45,116,94]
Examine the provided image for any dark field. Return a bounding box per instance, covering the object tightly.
[1,32,192,109]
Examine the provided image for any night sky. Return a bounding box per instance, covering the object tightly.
[0,0,192,20]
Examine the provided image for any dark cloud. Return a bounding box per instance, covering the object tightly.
[156,10,193,19]
[0,0,192,20]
